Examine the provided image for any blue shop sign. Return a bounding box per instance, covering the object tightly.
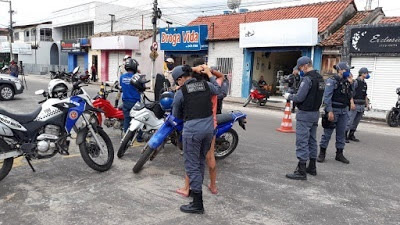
[160,25,208,51]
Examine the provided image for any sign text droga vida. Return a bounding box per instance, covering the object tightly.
[161,30,200,47]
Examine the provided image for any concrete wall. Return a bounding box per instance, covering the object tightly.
[52,2,96,28]
[208,41,243,98]
[136,37,165,82]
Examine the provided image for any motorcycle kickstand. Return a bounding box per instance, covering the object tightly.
[25,157,36,172]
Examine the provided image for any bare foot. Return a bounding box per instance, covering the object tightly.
[208,185,218,195]
[176,188,189,197]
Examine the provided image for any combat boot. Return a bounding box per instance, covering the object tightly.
[348,130,360,142]
[345,131,350,143]
[306,159,317,176]
[317,147,326,163]
[286,162,307,180]
[180,191,204,214]
[335,149,350,164]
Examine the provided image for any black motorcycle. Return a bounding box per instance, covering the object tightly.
[386,87,400,127]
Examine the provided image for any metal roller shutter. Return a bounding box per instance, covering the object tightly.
[77,55,85,72]
[351,57,400,111]
[108,52,123,82]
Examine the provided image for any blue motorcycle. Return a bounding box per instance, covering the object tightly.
[132,111,247,173]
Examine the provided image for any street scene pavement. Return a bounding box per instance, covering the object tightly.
[0,76,399,225]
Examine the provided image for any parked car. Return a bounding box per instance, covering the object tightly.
[0,74,24,100]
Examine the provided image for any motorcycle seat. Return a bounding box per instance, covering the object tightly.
[216,113,233,125]
[0,107,42,124]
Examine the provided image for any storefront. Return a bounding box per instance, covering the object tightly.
[345,24,400,111]
[159,25,208,67]
[61,38,90,72]
[91,35,139,82]
[239,18,322,97]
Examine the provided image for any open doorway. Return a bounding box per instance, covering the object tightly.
[251,51,301,95]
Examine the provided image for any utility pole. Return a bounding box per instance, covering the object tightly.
[150,0,161,89]
[1,0,14,61]
[109,14,115,32]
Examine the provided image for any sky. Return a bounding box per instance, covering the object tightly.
[0,0,399,28]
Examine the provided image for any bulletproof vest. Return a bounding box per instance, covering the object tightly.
[354,78,367,104]
[297,71,325,111]
[331,75,352,108]
[182,80,212,121]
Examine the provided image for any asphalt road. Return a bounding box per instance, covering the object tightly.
[0,76,399,225]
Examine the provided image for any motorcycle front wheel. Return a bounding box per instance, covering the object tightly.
[214,128,239,160]
[132,146,154,173]
[243,96,252,107]
[117,130,136,158]
[386,109,399,127]
[79,127,114,172]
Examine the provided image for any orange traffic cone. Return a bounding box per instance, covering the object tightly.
[276,101,295,133]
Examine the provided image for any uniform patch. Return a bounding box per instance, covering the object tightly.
[300,82,305,88]
[69,110,79,120]
[186,82,206,93]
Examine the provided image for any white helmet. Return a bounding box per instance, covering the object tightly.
[166,58,174,63]
[48,79,69,99]
[123,55,131,60]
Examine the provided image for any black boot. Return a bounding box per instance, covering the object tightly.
[335,149,350,164]
[348,130,360,142]
[286,162,307,180]
[345,131,350,143]
[306,159,317,176]
[180,191,204,214]
[317,147,326,163]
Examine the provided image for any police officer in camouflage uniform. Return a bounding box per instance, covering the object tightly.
[285,56,324,180]
[345,67,371,143]
[172,65,220,214]
[317,62,355,164]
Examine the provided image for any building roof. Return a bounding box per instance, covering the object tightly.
[320,11,372,46]
[188,0,354,41]
[379,16,400,24]
[91,29,154,42]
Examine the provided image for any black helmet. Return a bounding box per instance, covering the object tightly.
[125,58,139,73]
[130,74,149,92]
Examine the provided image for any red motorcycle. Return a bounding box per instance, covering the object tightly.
[92,82,124,130]
[243,80,270,107]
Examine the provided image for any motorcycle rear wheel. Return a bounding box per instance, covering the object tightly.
[117,130,136,158]
[79,127,114,172]
[243,96,252,107]
[214,128,239,160]
[0,158,13,182]
[386,109,399,127]
[132,146,154,173]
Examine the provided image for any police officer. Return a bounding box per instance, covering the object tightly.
[172,65,220,214]
[317,62,356,164]
[285,56,324,180]
[346,67,371,143]
[119,58,143,132]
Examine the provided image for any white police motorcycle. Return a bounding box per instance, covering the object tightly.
[0,75,114,182]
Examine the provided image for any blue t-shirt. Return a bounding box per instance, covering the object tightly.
[120,72,140,102]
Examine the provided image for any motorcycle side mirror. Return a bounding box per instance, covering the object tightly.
[35,89,45,95]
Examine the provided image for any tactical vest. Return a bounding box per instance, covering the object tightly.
[354,78,367,105]
[182,80,212,121]
[297,71,325,111]
[331,75,352,108]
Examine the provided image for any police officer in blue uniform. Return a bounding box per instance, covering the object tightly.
[172,65,220,214]
[346,67,371,143]
[317,62,355,164]
[119,58,143,132]
[285,56,324,180]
